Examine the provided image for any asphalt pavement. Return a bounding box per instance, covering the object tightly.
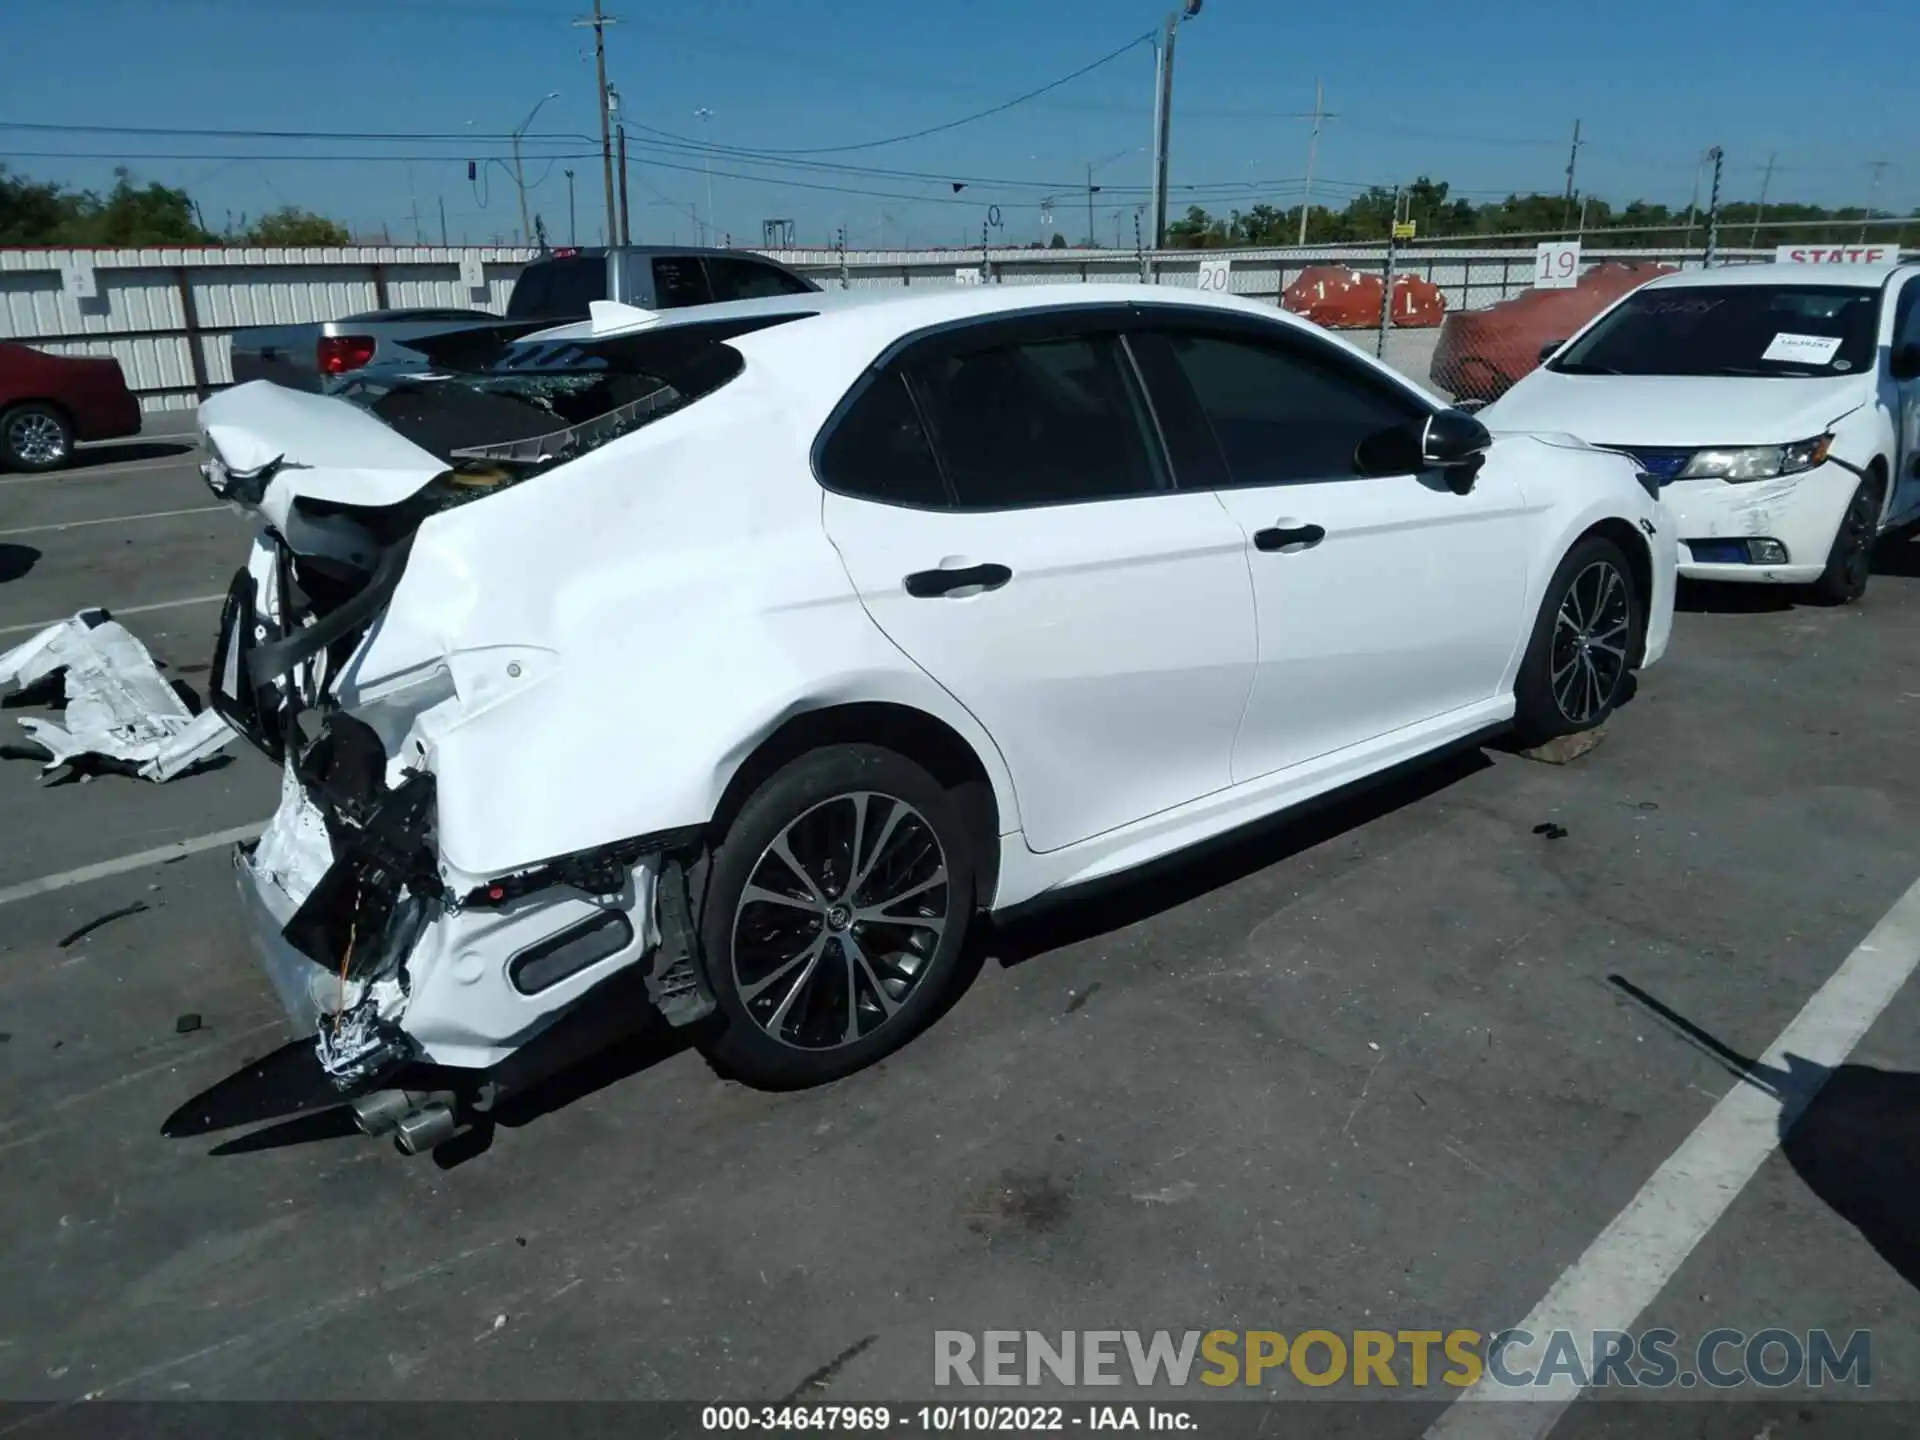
[3,432,1920,1436]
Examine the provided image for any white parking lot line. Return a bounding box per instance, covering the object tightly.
[0,504,228,537]
[1423,868,1920,1438]
[0,592,227,637]
[0,455,193,486]
[0,823,265,910]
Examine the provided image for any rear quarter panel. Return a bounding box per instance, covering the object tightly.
[335,361,1020,880]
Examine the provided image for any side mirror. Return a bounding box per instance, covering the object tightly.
[1354,409,1491,490]
[1538,339,1567,364]
[1892,342,1920,382]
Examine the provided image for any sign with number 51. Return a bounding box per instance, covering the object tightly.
[1534,241,1582,290]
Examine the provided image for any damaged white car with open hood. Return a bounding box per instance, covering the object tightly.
[198,282,1674,1154]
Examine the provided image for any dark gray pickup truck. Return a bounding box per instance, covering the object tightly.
[227,246,819,391]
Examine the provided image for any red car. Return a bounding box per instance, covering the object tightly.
[0,342,143,472]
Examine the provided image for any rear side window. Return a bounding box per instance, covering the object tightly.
[707,257,814,301]
[1161,331,1424,485]
[504,256,606,318]
[909,335,1169,509]
[816,372,950,508]
[653,255,714,307]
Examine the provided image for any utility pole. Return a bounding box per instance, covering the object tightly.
[1862,160,1890,242]
[694,107,716,246]
[574,0,619,248]
[1750,152,1775,247]
[408,163,422,244]
[1087,162,1097,249]
[1147,2,1201,250]
[565,169,577,246]
[437,195,448,247]
[616,125,631,245]
[1299,77,1327,246]
[1703,145,1724,265]
[1560,119,1583,234]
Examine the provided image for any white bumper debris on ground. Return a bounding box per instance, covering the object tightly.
[0,609,237,782]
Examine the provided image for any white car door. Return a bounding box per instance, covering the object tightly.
[819,318,1258,854]
[1891,276,1920,525]
[1128,321,1533,785]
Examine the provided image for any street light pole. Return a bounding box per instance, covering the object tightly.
[694,107,716,245]
[1147,0,1202,251]
[565,168,576,247]
[510,90,560,245]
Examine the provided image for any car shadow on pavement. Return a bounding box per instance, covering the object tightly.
[1674,578,1798,614]
[1873,528,1920,579]
[977,746,1492,972]
[66,440,195,470]
[1610,975,1920,1294]
[0,543,39,583]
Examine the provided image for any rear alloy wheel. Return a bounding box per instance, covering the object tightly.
[696,744,976,1089]
[1513,535,1642,745]
[1807,475,1881,606]
[1,403,73,473]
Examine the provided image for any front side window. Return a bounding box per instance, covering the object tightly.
[707,257,815,301]
[908,335,1168,509]
[652,255,714,308]
[1896,280,1920,350]
[1160,330,1426,485]
[1553,285,1880,378]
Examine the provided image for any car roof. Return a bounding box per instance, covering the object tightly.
[1643,261,1918,291]
[521,282,1328,348]
[526,245,803,263]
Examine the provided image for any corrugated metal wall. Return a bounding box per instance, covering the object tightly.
[0,242,1794,412]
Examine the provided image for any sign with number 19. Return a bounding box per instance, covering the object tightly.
[1535,241,1581,290]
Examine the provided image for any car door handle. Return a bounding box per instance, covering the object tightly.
[1252,523,1326,553]
[903,563,1013,598]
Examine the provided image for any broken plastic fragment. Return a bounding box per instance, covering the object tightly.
[0,610,239,783]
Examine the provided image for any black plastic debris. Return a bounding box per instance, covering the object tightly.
[1532,822,1569,840]
[175,1013,203,1035]
[56,900,150,948]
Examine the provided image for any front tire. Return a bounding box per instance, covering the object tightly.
[1806,473,1881,607]
[1,403,73,472]
[695,744,977,1090]
[1513,535,1643,746]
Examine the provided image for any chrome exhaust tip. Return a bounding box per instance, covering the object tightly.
[392,1102,459,1156]
[349,1089,416,1137]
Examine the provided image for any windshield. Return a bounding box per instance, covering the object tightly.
[1551,284,1881,378]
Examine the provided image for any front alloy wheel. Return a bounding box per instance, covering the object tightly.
[1513,534,1643,744]
[1808,477,1879,606]
[1549,558,1632,726]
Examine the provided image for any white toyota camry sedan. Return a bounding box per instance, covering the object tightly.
[194,282,1673,1152]
[1484,261,1920,604]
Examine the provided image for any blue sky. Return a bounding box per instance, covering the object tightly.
[5,0,1913,248]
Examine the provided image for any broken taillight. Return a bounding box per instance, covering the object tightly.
[317,334,377,375]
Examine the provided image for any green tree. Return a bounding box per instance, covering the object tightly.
[1048,232,1068,249]
[0,165,211,246]
[244,206,352,247]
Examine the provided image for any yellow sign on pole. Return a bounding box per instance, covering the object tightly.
[1391,221,1417,241]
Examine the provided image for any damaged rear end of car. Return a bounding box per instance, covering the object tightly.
[199,303,813,1147]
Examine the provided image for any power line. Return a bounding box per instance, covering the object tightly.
[631,30,1155,157]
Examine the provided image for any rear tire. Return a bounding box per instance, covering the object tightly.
[1806,473,1881,607]
[694,744,977,1090]
[1513,535,1643,746]
[1,402,73,472]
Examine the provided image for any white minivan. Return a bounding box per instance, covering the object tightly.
[1484,261,1920,603]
